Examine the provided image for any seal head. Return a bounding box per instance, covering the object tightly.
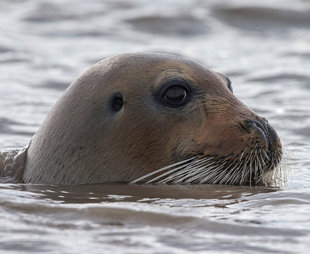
[22,53,282,185]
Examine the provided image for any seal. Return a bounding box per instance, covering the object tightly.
[15,53,282,185]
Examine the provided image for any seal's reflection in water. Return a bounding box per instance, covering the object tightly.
[19,184,276,204]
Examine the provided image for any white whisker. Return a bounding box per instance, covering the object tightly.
[131,156,197,183]
[130,142,284,186]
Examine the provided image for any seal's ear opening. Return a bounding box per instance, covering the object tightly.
[226,77,233,93]
[110,93,123,112]
[216,72,233,93]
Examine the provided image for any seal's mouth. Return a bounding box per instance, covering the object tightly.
[131,144,283,186]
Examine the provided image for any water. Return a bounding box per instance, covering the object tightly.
[1,0,310,253]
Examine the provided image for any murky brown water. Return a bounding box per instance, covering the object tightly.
[1,0,310,253]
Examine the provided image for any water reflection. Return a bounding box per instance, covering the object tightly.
[17,183,277,204]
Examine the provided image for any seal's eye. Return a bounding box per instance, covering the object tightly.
[156,80,191,108]
[162,83,191,108]
[164,86,187,104]
[111,93,123,112]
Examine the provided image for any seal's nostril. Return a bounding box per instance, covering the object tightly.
[243,118,280,151]
[243,119,269,145]
[244,120,266,133]
[244,120,263,132]
[244,120,255,130]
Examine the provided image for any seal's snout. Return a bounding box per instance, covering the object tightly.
[238,116,283,180]
[243,118,281,151]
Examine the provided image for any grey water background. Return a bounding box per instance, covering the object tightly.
[1,0,310,253]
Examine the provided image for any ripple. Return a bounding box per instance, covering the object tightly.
[0,118,22,133]
[0,117,36,136]
[0,240,55,253]
[295,127,310,138]
[0,45,13,53]
[32,79,70,91]
[284,51,310,59]
[23,2,106,23]
[125,15,209,37]
[247,73,310,83]
[212,6,310,34]
[0,55,30,64]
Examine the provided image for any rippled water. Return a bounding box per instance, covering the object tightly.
[1,0,310,253]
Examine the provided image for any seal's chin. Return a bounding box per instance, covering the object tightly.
[131,144,283,186]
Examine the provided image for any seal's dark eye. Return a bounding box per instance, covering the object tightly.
[156,80,191,108]
[164,86,187,104]
[111,93,123,112]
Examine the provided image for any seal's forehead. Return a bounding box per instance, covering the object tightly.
[99,52,219,81]
[88,53,226,94]
[124,53,224,86]
[109,52,190,63]
[100,52,202,70]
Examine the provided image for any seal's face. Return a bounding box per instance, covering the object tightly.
[23,53,282,185]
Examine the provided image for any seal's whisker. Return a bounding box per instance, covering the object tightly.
[239,147,248,161]
[190,164,224,184]
[146,165,188,183]
[173,166,205,183]
[229,169,240,185]
[224,162,242,184]
[172,167,203,184]
[208,163,230,182]
[147,156,210,183]
[146,162,196,183]
[166,158,212,183]
[158,157,213,183]
[262,150,269,161]
[204,161,233,184]
[183,165,209,183]
[240,159,248,185]
[183,164,218,183]
[257,153,263,172]
[220,162,239,184]
[131,156,198,183]
[131,140,284,186]
[253,145,259,182]
[212,167,229,184]
[159,168,193,183]
[241,158,251,185]
[199,164,222,183]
